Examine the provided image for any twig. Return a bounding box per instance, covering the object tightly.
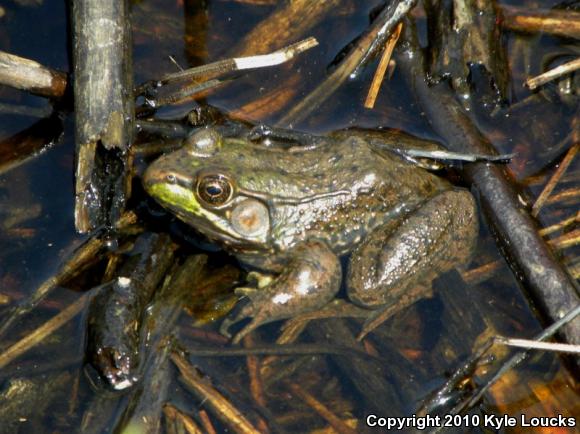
[286,382,357,434]
[151,78,227,107]
[545,187,580,205]
[137,38,317,108]
[0,293,90,370]
[244,336,266,408]
[0,237,104,340]
[549,228,580,250]
[0,102,52,118]
[86,233,176,390]
[0,115,63,176]
[462,211,580,285]
[230,0,342,56]
[426,304,580,434]
[364,23,402,109]
[465,304,580,409]
[199,410,218,434]
[532,143,578,216]
[171,352,261,434]
[0,50,67,99]
[397,148,514,163]
[163,404,204,434]
[526,58,580,90]
[540,210,580,236]
[279,0,417,126]
[158,37,318,86]
[502,5,580,39]
[495,336,580,354]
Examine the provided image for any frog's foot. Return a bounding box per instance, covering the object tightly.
[278,300,369,343]
[357,286,433,341]
[221,240,342,344]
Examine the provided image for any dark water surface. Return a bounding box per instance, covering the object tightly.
[0,0,578,433]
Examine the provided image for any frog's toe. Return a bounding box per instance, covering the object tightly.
[223,241,341,343]
[230,317,262,344]
[219,297,273,343]
[245,271,274,289]
[356,286,433,340]
[234,286,259,298]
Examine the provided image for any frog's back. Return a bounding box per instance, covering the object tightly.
[236,136,450,257]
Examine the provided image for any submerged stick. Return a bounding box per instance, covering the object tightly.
[426,0,510,100]
[465,304,580,409]
[0,293,90,370]
[399,23,580,349]
[0,237,104,340]
[462,210,580,285]
[163,404,204,434]
[140,38,318,108]
[0,212,137,341]
[286,382,357,434]
[72,0,134,233]
[0,51,67,99]
[172,352,261,434]
[0,114,63,176]
[502,5,580,39]
[279,0,417,126]
[532,143,578,216]
[231,0,342,56]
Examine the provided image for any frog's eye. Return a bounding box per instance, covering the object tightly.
[197,174,233,206]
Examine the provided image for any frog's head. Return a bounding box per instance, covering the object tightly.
[143,128,272,251]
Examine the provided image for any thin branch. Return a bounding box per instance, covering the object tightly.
[364,23,402,109]
[532,143,579,216]
[526,58,580,90]
[502,5,580,39]
[0,294,90,370]
[157,37,318,86]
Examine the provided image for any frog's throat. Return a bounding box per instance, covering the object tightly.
[147,183,265,243]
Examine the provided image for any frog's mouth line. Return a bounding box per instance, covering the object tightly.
[240,187,353,205]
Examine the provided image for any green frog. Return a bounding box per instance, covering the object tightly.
[143,128,478,342]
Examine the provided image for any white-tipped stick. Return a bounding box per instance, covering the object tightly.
[495,336,580,354]
[234,37,318,70]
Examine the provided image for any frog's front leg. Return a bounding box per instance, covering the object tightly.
[347,189,478,333]
[221,240,341,344]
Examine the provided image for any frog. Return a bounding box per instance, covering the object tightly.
[142,127,478,343]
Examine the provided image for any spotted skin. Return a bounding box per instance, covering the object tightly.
[143,129,478,339]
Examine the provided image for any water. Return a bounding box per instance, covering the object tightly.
[0,0,578,432]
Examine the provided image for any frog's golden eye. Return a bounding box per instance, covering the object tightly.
[197,174,233,206]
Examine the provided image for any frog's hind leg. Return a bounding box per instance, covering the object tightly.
[221,240,342,344]
[347,189,478,337]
